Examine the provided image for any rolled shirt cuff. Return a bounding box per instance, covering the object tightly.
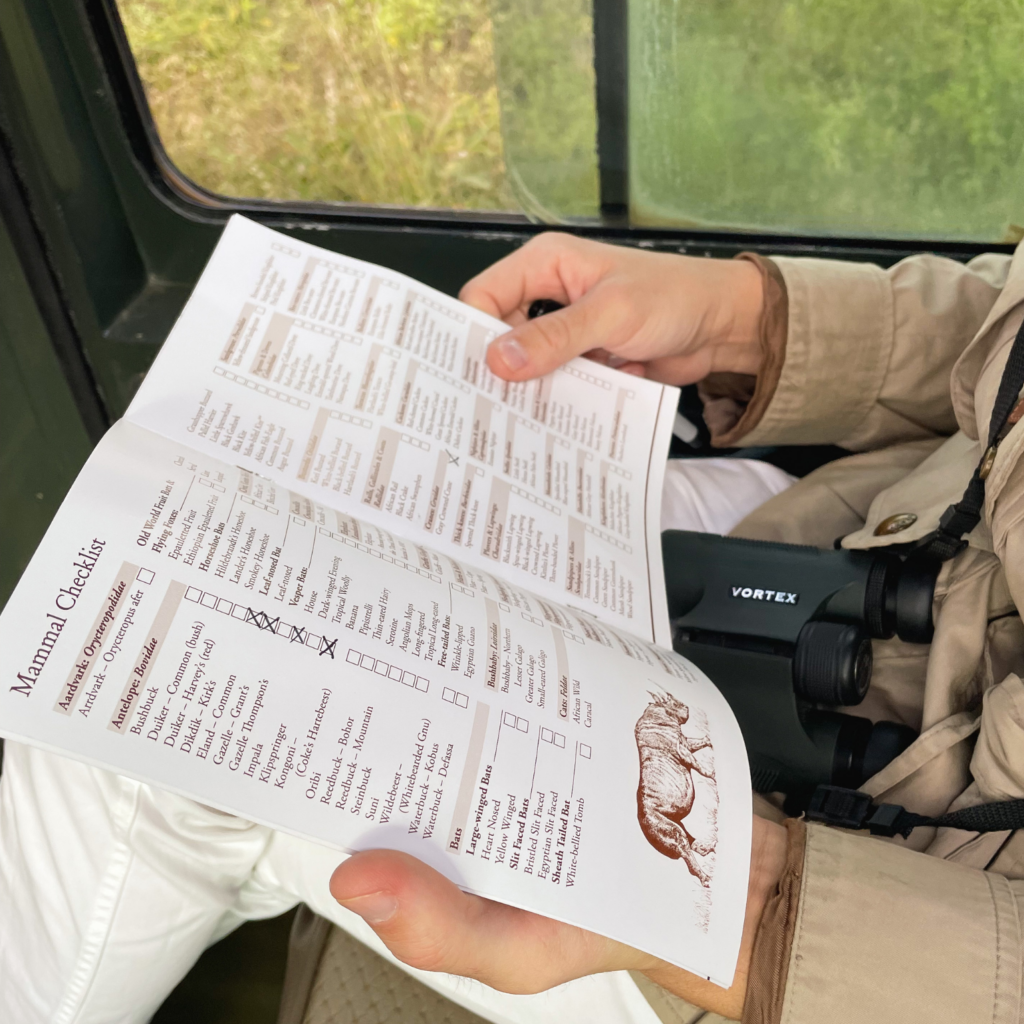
[742,819,805,1024]
[737,257,893,447]
[700,253,789,448]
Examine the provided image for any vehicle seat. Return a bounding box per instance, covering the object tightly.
[276,906,487,1024]
[275,906,715,1024]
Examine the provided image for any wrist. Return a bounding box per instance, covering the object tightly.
[640,816,788,1020]
[747,816,789,931]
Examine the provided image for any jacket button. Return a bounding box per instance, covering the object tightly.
[874,513,918,536]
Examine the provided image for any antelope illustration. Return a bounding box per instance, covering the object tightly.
[634,691,718,887]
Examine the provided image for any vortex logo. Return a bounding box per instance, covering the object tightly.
[730,586,798,604]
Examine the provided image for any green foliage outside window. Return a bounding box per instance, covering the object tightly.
[119,0,1024,241]
[489,0,599,220]
[119,0,513,210]
[631,0,1024,240]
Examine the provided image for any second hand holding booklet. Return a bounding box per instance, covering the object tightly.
[0,216,751,986]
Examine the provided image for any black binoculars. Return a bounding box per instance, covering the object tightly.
[663,531,938,797]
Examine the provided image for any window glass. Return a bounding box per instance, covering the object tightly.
[630,0,1024,241]
[117,0,516,211]
[118,0,1024,240]
[489,0,599,220]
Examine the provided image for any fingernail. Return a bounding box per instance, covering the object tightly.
[339,891,399,925]
[493,336,528,372]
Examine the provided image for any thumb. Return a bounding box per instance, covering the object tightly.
[485,290,627,382]
[330,849,643,992]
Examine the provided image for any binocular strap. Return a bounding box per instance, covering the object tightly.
[924,311,1024,561]
[807,785,1024,839]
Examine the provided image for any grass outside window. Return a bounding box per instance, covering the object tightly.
[119,0,513,211]
[119,0,1024,241]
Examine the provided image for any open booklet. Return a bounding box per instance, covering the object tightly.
[0,216,751,986]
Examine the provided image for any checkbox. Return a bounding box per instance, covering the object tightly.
[388,665,403,682]
[360,654,375,670]
[554,734,565,748]
[455,693,468,708]
[516,718,528,733]
[541,728,554,743]
[200,593,217,609]
[415,677,429,692]
[136,568,155,585]
[579,744,592,759]
[503,711,517,727]
[442,687,456,703]
[402,671,416,687]
[347,649,361,666]
[374,661,389,676]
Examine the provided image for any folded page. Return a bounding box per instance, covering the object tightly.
[0,420,750,986]
[125,216,677,646]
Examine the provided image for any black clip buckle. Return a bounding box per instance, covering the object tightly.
[807,786,910,838]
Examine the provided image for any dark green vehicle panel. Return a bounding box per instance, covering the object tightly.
[0,213,92,605]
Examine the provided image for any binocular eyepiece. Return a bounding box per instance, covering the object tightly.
[663,531,938,796]
[793,620,874,707]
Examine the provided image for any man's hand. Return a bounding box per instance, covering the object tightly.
[330,815,787,1020]
[458,233,765,386]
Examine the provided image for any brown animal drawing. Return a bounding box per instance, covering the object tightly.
[635,691,718,887]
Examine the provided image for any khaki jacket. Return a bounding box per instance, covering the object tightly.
[714,246,1024,1024]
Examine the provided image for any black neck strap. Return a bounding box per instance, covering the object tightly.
[923,314,1024,561]
[812,313,1024,835]
[808,785,1024,839]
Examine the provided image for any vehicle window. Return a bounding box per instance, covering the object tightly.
[628,0,1024,241]
[117,0,1024,241]
[494,0,1024,241]
[116,0,516,212]
[489,0,599,221]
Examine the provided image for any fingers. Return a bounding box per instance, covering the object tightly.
[462,232,666,381]
[462,231,765,385]
[640,337,764,388]
[462,234,631,381]
[330,849,650,993]
[583,349,647,378]
[459,232,610,323]
[485,298,598,380]
[486,278,647,380]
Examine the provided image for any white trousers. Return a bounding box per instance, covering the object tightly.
[0,458,793,1024]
